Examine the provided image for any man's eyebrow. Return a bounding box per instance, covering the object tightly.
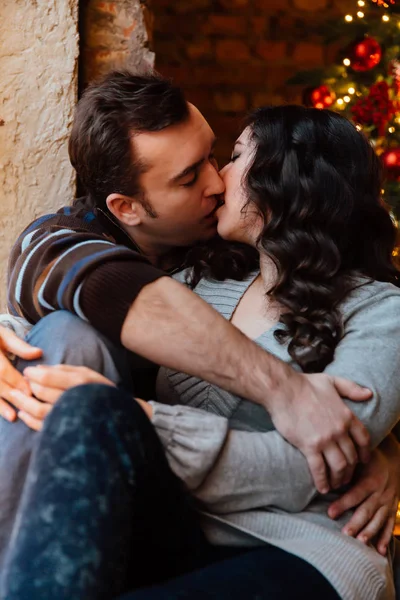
[170,137,217,184]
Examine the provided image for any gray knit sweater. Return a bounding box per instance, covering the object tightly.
[152,270,400,600]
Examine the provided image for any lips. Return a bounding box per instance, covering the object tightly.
[206,195,225,218]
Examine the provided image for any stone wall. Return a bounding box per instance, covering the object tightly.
[153,0,346,163]
[0,0,79,310]
[80,0,155,88]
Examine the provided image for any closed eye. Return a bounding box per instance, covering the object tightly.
[181,172,199,188]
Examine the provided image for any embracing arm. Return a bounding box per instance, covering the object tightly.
[148,285,400,512]
[6,213,371,489]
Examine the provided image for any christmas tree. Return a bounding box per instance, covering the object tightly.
[288,0,400,224]
[289,1,400,535]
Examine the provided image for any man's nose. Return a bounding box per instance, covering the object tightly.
[219,163,229,177]
[205,163,225,196]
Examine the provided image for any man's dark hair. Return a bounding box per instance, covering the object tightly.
[68,70,189,210]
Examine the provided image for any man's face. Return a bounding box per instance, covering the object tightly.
[133,103,225,248]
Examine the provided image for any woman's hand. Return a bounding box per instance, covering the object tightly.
[328,434,400,556]
[10,364,115,431]
[0,325,42,422]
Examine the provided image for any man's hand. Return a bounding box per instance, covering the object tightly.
[270,372,372,494]
[10,364,115,431]
[328,434,400,556]
[0,325,42,422]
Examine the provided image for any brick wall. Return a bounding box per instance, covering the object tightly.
[80,0,155,89]
[153,0,346,164]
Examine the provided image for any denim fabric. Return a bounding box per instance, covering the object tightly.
[2,384,340,600]
[2,385,211,600]
[0,311,133,582]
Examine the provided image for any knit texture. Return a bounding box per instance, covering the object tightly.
[153,270,400,600]
[7,199,165,343]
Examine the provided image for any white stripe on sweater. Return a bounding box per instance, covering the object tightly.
[37,239,114,312]
[15,229,73,305]
[72,282,88,321]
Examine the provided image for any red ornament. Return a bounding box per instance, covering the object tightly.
[381,148,400,180]
[348,37,382,72]
[389,59,400,95]
[351,81,398,136]
[303,85,336,109]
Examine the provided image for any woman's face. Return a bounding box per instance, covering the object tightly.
[216,127,263,246]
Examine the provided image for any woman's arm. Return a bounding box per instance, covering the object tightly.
[150,285,400,496]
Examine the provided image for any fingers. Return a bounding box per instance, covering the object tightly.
[331,377,371,463]
[341,492,380,537]
[349,420,371,464]
[323,443,350,490]
[306,452,329,494]
[9,389,52,421]
[337,437,358,486]
[376,499,398,556]
[17,411,43,432]
[29,381,62,405]
[0,397,17,422]
[24,366,73,390]
[328,480,373,520]
[23,365,115,390]
[332,377,372,401]
[0,353,31,395]
[0,327,42,360]
[355,505,390,546]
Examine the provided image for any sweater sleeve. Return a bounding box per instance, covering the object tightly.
[151,401,316,513]
[150,284,400,514]
[7,215,164,343]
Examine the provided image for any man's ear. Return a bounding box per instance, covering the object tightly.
[106,194,142,227]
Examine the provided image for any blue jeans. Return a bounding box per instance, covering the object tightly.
[0,311,395,598]
[0,311,133,580]
[2,383,340,600]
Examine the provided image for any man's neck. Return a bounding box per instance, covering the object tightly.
[125,228,186,271]
[96,207,184,270]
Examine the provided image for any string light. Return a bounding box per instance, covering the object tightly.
[337,99,344,105]
[355,124,362,131]
[348,87,355,94]
[344,96,351,102]
[345,15,353,22]
[357,11,364,17]
[382,15,390,21]
[357,0,365,5]
[389,126,395,133]
[343,58,351,66]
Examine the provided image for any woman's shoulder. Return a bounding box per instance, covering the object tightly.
[341,278,400,322]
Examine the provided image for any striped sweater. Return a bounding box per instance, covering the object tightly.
[7,200,165,343]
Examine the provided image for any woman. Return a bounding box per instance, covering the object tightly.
[3,106,400,600]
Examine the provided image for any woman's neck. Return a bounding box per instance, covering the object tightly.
[259,254,278,292]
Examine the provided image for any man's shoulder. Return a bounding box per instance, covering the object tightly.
[16,201,115,248]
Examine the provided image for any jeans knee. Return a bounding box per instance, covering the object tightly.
[27,311,93,348]
[23,312,128,387]
[45,384,147,440]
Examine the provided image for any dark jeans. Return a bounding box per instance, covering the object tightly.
[2,383,340,600]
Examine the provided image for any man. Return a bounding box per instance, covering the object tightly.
[1,70,400,591]
[2,70,371,492]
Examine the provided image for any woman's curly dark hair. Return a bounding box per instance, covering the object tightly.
[185,105,400,373]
